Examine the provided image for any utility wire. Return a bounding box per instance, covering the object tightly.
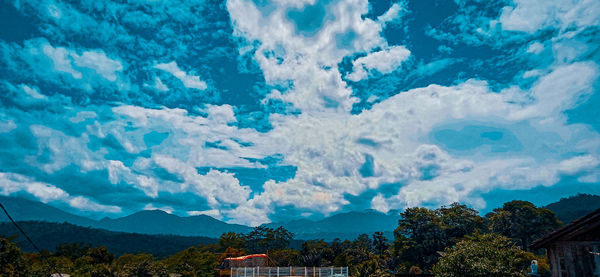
[0,202,63,277]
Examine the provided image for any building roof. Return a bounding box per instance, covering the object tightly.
[224,254,268,261]
[530,208,600,250]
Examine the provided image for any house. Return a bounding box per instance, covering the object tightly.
[530,208,600,276]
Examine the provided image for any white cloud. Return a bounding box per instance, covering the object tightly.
[347,46,411,81]
[227,61,599,224]
[522,69,543,78]
[71,50,123,81]
[371,194,390,213]
[144,203,174,214]
[41,43,123,82]
[558,155,600,175]
[206,104,237,124]
[227,0,388,113]
[0,120,17,133]
[42,44,82,79]
[151,154,252,208]
[21,84,47,100]
[499,0,600,33]
[69,111,97,123]
[510,62,598,120]
[6,0,599,227]
[13,58,598,225]
[0,172,121,213]
[153,76,169,92]
[154,61,207,90]
[69,196,122,213]
[188,209,223,220]
[377,3,405,25]
[527,41,544,54]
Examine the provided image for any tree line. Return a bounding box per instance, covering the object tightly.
[1,200,561,276]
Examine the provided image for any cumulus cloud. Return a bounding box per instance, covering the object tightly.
[71,50,124,82]
[227,0,389,113]
[42,43,124,82]
[527,41,545,54]
[21,85,47,100]
[154,61,207,90]
[377,3,405,25]
[499,0,600,33]
[346,46,411,81]
[42,43,83,79]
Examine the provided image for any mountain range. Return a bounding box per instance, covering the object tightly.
[0,195,400,240]
[1,193,599,241]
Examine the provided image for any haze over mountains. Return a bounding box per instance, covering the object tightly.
[1,194,599,241]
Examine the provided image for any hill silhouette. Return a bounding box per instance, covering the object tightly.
[544,193,600,224]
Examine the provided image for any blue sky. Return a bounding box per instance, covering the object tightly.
[1,0,599,226]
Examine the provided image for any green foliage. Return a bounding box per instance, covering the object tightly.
[439,203,485,244]
[0,236,28,276]
[25,254,73,276]
[0,221,217,258]
[372,231,389,256]
[55,242,90,260]
[245,226,294,253]
[487,200,561,250]
[433,232,536,277]
[269,248,300,266]
[300,239,335,266]
[115,253,168,277]
[393,203,484,270]
[351,258,392,277]
[218,232,246,251]
[162,246,217,277]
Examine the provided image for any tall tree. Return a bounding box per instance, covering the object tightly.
[244,226,294,253]
[438,203,485,245]
[268,226,294,250]
[487,200,561,250]
[300,239,335,267]
[393,207,445,269]
[245,226,269,253]
[218,232,246,251]
[372,232,389,256]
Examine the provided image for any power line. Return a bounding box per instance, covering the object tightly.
[0,202,63,277]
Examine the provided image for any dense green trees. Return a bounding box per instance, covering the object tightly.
[1,236,28,276]
[393,203,485,270]
[433,232,549,277]
[244,226,294,253]
[487,200,561,250]
[2,200,562,276]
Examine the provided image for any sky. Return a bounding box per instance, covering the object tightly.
[0,0,599,226]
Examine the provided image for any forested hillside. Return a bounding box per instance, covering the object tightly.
[544,193,600,224]
[0,221,216,258]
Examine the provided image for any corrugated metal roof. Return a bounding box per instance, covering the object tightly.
[224,254,268,261]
